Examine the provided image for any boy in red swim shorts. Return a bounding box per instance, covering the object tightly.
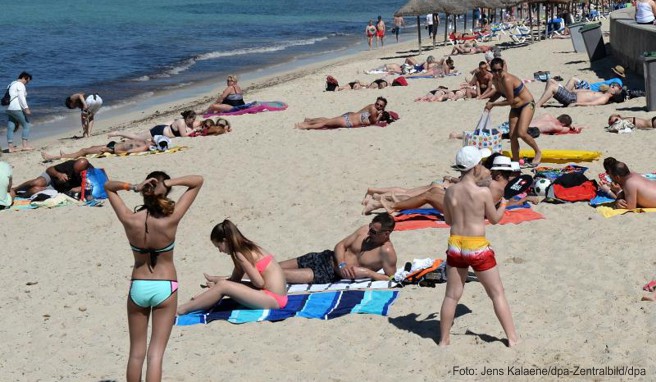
[439,146,518,348]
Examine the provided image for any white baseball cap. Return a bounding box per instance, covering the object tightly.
[455,146,492,171]
[490,156,513,171]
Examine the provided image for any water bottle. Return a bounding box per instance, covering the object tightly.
[84,182,93,201]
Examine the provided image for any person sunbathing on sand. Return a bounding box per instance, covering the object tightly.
[188,118,232,136]
[608,114,656,130]
[279,213,397,283]
[295,97,388,129]
[415,85,477,102]
[447,113,581,138]
[362,150,508,215]
[373,56,455,76]
[329,78,390,91]
[450,42,494,55]
[607,158,656,209]
[108,110,202,141]
[439,146,518,347]
[468,61,493,97]
[41,139,151,161]
[536,79,625,108]
[177,219,288,315]
[12,158,92,197]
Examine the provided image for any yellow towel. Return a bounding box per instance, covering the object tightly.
[86,146,187,159]
[596,205,656,218]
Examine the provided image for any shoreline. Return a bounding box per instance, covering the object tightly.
[24,34,414,148]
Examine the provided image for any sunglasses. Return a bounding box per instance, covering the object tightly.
[368,226,387,236]
[375,102,386,107]
[491,68,503,74]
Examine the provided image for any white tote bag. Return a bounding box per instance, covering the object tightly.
[463,110,503,153]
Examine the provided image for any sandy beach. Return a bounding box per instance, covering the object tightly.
[2,19,656,381]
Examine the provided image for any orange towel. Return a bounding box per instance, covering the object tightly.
[394,208,544,231]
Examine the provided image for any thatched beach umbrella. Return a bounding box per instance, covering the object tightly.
[395,0,470,52]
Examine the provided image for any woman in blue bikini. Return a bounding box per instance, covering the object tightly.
[105,171,203,382]
[176,219,288,315]
[485,58,542,166]
[295,97,388,130]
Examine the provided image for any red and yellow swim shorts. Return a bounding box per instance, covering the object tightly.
[445,235,496,272]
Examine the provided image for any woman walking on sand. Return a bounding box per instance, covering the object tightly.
[485,58,541,167]
[105,171,203,382]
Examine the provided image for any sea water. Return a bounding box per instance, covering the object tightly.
[0,0,414,139]
[1,0,484,141]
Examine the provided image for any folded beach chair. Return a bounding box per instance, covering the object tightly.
[510,26,532,44]
[477,30,500,42]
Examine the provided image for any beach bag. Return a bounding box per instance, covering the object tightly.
[80,168,109,201]
[463,110,502,153]
[403,259,445,286]
[1,82,13,106]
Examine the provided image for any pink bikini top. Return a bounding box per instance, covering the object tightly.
[255,254,273,274]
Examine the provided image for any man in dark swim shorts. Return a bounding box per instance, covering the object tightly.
[279,214,398,283]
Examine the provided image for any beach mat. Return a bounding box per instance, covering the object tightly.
[176,289,398,326]
[393,206,544,231]
[286,278,397,294]
[202,101,288,117]
[84,145,187,159]
[1,194,84,212]
[595,205,656,218]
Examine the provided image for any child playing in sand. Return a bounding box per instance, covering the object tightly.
[177,219,288,315]
[439,146,518,347]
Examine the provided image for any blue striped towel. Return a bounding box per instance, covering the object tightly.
[176,290,399,326]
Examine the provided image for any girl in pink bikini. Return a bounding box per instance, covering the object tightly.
[177,219,288,314]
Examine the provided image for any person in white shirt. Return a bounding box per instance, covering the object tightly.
[426,14,434,39]
[65,92,103,138]
[5,72,33,152]
[634,0,656,24]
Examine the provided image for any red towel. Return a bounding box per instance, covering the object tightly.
[552,181,597,202]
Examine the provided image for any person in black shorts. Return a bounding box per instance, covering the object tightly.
[11,158,93,197]
[279,214,398,284]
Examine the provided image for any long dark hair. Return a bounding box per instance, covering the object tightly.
[210,219,260,264]
[181,110,196,120]
[138,171,174,217]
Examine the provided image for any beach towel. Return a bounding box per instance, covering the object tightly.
[393,206,544,231]
[596,205,656,218]
[176,290,399,326]
[364,69,389,75]
[286,279,397,294]
[1,194,83,212]
[84,145,187,159]
[589,190,616,207]
[202,101,287,117]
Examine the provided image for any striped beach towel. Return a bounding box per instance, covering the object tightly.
[176,289,399,326]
